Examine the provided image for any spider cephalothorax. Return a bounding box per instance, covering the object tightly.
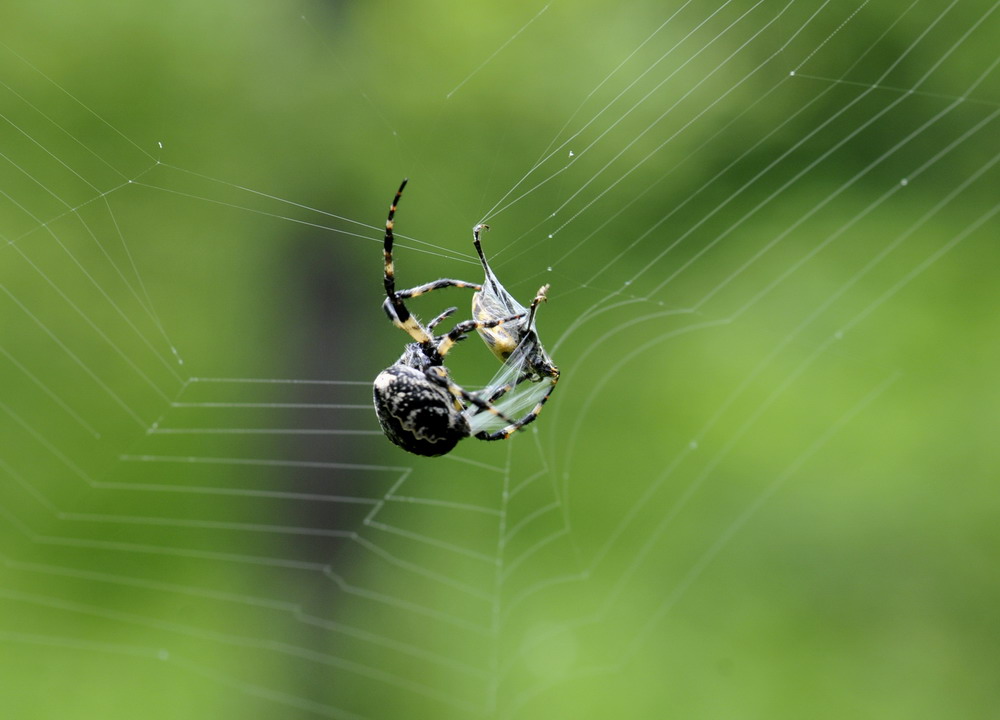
[373,179,551,457]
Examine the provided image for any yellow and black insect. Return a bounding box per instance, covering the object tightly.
[470,223,560,417]
[372,180,557,456]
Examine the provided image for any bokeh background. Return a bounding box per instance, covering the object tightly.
[2,1,998,718]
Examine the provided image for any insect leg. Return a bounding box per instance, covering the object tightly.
[484,372,532,404]
[526,284,550,328]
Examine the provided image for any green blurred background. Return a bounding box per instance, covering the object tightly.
[2,1,998,718]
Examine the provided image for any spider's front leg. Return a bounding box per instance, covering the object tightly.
[392,278,482,301]
[526,284,550,327]
[425,307,458,333]
[381,278,483,327]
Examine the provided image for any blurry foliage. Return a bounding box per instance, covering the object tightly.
[1,1,998,719]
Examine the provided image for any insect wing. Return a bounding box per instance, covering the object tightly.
[464,338,553,435]
[472,276,528,363]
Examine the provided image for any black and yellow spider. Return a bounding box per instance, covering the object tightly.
[372,179,554,457]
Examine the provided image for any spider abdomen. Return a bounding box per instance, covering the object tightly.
[373,365,471,457]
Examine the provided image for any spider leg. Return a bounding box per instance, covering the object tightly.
[426,307,457,333]
[425,367,518,426]
[484,372,532,404]
[436,312,525,358]
[382,280,484,330]
[474,372,560,441]
[383,179,433,345]
[393,278,482,300]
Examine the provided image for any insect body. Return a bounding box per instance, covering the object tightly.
[372,180,552,456]
[470,224,560,413]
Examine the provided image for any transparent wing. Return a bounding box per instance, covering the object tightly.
[464,338,556,435]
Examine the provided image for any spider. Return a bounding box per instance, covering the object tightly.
[470,223,560,411]
[372,179,553,457]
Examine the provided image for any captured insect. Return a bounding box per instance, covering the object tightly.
[372,180,557,457]
[469,223,560,415]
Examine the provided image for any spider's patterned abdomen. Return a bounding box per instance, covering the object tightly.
[373,364,471,457]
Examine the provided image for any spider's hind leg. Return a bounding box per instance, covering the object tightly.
[425,366,517,426]
[474,373,559,441]
[484,372,532,404]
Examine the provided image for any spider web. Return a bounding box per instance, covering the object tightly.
[2,1,999,718]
